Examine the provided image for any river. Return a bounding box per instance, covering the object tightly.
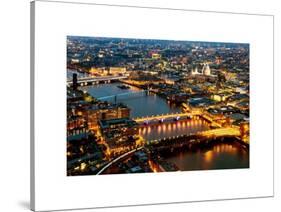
[81,82,249,170]
[80,82,181,118]
[139,119,210,141]
[163,142,249,171]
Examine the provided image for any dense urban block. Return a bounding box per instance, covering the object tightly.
[66,36,249,176]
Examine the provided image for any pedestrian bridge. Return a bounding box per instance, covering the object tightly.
[97,90,148,101]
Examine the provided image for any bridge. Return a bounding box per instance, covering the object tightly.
[96,124,243,174]
[67,75,128,86]
[97,90,148,102]
[96,126,243,174]
[197,127,241,138]
[146,126,242,147]
[133,111,201,124]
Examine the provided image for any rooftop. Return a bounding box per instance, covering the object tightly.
[99,118,138,129]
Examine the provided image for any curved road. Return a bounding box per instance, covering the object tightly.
[97,147,144,175]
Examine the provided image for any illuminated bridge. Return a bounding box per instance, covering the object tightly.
[197,127,241,138]
[67,75,128,86]
[97,90,148,101]
[147,127,242,146]
[97,126,243,174]
[133,111,201,124]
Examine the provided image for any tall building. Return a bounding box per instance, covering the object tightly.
[191,67,199,75]
[72,73,78,90]
[202,63,211,76]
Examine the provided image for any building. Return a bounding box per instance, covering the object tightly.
[109,67,127,75]
[67,115,86,131]
[72,73,78,90]
[151,53,161,59]
[163,77,178,85]
[211,92,232,102]
[202,63,211,76]
[89,67,108,76]
[187,97,216,109]
[99,118,139,156]
[67,115,88,138]
[67,91,131,130]
[190,63,215,77]
[191,67,199,75]
[84,104,131,129]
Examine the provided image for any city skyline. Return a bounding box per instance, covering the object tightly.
[67,36,249,176]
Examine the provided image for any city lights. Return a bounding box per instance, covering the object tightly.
[67,36,249,176]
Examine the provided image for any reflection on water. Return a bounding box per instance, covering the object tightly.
[163,142,249,171]
[80,82,249,171]
[139,119,210,141]
[81,83,181,118]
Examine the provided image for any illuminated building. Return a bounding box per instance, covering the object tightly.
[223,71,237,81]
[164,78,177,85]
[99,118,139,156]
[202,63,211,76]
[151,53,161,59]
[240,122,250,143]
[181,103,191,112]
[212,94,227,102]
[85,104,130,129]
[191,67,199,75]
[67,115,88,138]
[71,58,80,63]
[167,93,189,103]
[67,115,86,131]
[89,67,107,75]
[211,92,232,102]
[109,67,127,75]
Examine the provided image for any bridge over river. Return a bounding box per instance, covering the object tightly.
[96,126,244,175]
[96,90,148,102]
[67,75,128,86]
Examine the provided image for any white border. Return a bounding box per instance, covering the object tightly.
[31,1,274,211]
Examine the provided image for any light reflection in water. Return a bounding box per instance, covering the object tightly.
[204,151,213,163]
[139,119,210,141]
[164,143,249,171]
[82,82,249,171]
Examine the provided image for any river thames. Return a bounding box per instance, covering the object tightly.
[81,82,249,171]
[81,82,181,118]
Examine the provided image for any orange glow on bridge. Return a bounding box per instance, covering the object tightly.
[133,112,200,123]
[198,127,241,138]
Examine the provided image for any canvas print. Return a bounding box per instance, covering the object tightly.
[66,36,249,176]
